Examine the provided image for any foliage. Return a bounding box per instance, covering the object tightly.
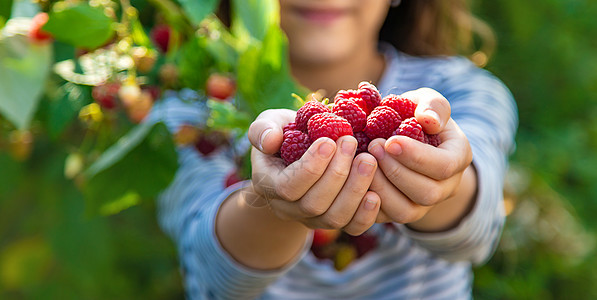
[472,0,597,299]
[1,0,596,299]
[0,0,302,298]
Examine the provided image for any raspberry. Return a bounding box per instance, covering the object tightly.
[332,99,367,132]
[151,24,171,53]
[283,122,297,133]
[365,106,402,140]
[195,130,228,156]
[334,89,368,113]
[206,73,236,101]
[307,112,354,142]
[224,169,243,187]
[92,82,120,110]
[358,81,382,114]
[280,130,311,166]
[295,100,331,132]
[380,94,417,119]
[426,134,441,147]
[29,12,52,44]
[354,131,371,154]
[395,117,426,143]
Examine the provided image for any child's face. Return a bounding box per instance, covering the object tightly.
[280,0,389,65]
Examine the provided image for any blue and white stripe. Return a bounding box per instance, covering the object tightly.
[151,44,518,299]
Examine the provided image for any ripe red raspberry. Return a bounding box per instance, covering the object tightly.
[295,100,331,132]
[224,169,243,187]
[280,130,311,166]
[354,131,371,154]
[195,130,228,156]
[334,89,359,102]
[357,81,382,114]
[380,94,417,119]
[307,112,354,142]
[365,106,402,140]
[395,117,426,143]
[206,73,236,101]
[283,122,297,133]
[29,12,52,44]
[335,89,368,115]
[92,82,121,110]
[151,24,171,53]
[426,134,441,147]
[332,99,367,132]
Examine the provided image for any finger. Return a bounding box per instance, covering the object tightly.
[306,152,377,227]
[343,191,381,236]
[401,88,450,134]
[248,109,296,154]
[375,211,392,223]
[371,142,460,206]
[369,169,431,224]
[272,136,357,220]
[381,121,472,180]
[252,138,336,202]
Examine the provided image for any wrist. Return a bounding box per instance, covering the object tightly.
[216,183,310,270]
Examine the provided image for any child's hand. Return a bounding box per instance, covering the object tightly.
[248,109,380,236]
[367,88,473,225]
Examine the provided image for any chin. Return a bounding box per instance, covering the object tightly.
[288,35,354,66]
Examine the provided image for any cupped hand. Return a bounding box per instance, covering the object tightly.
[368,88,473,225]
[248,109,381,235]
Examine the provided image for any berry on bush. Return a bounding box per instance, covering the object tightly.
[151,24,171,53]
[206,73,236,101]
[92,82,120,110]
[29,12,52,44]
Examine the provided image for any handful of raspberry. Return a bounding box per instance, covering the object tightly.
[280,82,440,165]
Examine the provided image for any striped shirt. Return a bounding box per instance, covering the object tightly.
[150,44,518,300]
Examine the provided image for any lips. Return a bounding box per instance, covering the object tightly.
[294,7,349,24]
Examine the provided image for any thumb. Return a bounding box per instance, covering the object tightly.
[401,88,451,134]
[248,109,296,154]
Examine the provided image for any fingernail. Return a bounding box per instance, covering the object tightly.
[259,128,272,151]
[424,109,440,124]
[318,141,334,158]
[364,197,378,210]
[369,143,384,159]
[341,139,357,156]
[358,160,375,176]
[386,142,402,156]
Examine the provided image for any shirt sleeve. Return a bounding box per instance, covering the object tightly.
[149,91,310,299]
[397,63,519,265]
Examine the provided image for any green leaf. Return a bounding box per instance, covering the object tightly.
[0,22,52,129]
[177,36,214,90]
[207,99,251,131]
[0,0,12,23]
[48,83,90,139]
[231,0,278,42]
[236,25,303,118]
[43,4,115,49]
[131,19,151,48]
[84,122,178,215]
[178,0,218,26]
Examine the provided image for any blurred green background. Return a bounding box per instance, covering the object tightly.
[2,0,597,299]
